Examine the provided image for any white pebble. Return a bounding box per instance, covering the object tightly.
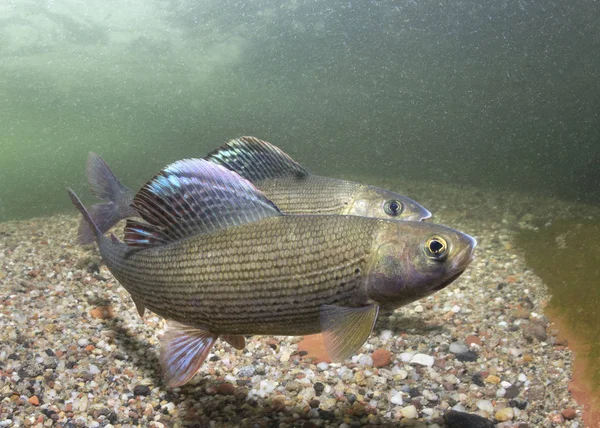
[451,305,461,313]
[256,380,276,397]
[400,404,418,418]
[477,400,494,413]
[392,367,408,379]
[501,381,512,388]
[88,364,100,375]
[399,351,415,363]
[422,407,434,417]
[518,373,527,382]
[280,352,290,362]
[297,387,316,402]
[380,330,393,341]
[316,362,330,371]
[78,396,88,412]
[449,341,469,354]
[422,389,438,402]
[410,353,434,367]
[77,338,89,347]
[358,354,373,366]
[389,390,403,405]
[414,305,424,313]
[451,403,466,412]
[496,387,506,397]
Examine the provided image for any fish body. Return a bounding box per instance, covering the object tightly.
[70,158,474,387]
[78,137,431,244]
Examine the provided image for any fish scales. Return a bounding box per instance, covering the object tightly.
[257,175,358,214]
[103,215,377,335]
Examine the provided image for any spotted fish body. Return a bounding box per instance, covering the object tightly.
[77,137,430,244]
[70,158,475,387]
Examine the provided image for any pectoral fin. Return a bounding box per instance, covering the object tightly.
[320,304,379,362]
[160,321,218,388]
[222,334,246,350]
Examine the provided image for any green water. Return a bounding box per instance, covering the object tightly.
[516,220,600,390]
[1,0,599,221]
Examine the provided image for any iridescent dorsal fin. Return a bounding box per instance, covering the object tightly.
[124,158,282,247]
[205,136,309,182]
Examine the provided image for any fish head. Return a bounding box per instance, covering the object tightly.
[346,186,432,221]
[365,221,476,310]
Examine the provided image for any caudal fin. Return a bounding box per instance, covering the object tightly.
[68,188,102,241]
[78,202,125,244]
[77,152,135,244]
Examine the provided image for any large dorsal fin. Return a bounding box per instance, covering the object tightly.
[124,158,282,247]
[205,136,309,182]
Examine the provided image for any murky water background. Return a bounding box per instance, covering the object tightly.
[1,0,598,221]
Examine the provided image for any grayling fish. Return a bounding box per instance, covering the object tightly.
[70,158,475,387]
[77,137,431,244]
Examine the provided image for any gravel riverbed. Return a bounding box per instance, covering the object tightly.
[1,179,596,427]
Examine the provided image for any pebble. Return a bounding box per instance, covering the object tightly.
[371,349,392,367]
[449,341,469,355]
[485,375,501,384]
[358,354,373,366]
[523,323,547,342]
[465,335,482,347]
[422,389,438,402]
[504,384,520,399]
[561,407,577,419]
[477,399,494,413]
[237,365,256,377]
[88,364,101,375]
[444,410,495,428]
[409,353,434,367]
[390,391,404,405]
[494,407,514,421]
[399,351,415,363]
[380,330,393,341]
[399,404,418,419]
[133,384,151,396]
[316,362,329,371]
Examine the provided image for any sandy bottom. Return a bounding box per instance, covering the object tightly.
[0,178,598,427]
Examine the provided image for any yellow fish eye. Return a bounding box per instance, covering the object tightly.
[425,236,448,260]
[384,199,403,216]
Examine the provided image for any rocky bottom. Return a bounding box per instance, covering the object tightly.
[1,179,596,427]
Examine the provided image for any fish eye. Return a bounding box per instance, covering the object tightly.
[384,199,403,216]
[424,236,448,260]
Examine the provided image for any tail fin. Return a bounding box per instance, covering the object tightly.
[77,202,126,244]
[77,152,134,244]
[68,188,102,241]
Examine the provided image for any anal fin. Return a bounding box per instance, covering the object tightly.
[222,334,245,350]
[132,296,146,318]
[320,304,379,362]
[160,321,218,387]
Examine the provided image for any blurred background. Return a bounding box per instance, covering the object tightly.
[0,0,598,220]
